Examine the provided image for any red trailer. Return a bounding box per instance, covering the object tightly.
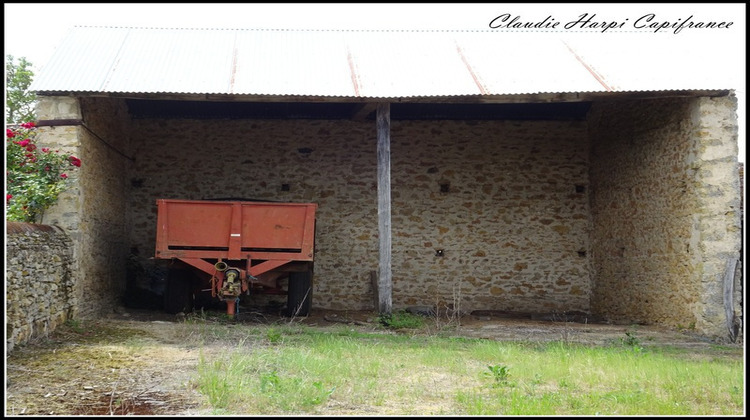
[154,199,317,317]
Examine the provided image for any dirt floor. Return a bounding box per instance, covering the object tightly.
[5,306,744,416]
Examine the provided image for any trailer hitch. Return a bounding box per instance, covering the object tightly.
[213,261,246,317]
[221,268,242,317]
[222,268,242,297]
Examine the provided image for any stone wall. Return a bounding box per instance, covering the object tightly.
[389,120,590,313]
[6,223,76,352]
[35,96,133,319]
[588,96,742,338]
[689,96,743,338]
[28,94,741,340]
[127,118,591,314]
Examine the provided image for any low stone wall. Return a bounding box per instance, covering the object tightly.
[6,222,77,352]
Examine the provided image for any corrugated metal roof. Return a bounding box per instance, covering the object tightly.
[29,26,732,98]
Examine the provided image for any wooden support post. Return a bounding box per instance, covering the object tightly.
[370,270,379,311]
[376,103,393,315]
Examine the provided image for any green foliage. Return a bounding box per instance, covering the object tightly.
[196,346,337,414]
[378,310,426,329]
[620,331,644,353]
[266,328,282,343]
[6,122,81,222]
[485,364,511,385]
[6,55,36,124]
[197,356,234,409]
[260,370,281,392]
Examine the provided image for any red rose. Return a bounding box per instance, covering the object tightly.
[7,129,16,138]
[21,122,36,129]
[60,173,68,179]
[69,156,82,167]
[14,139,30,147]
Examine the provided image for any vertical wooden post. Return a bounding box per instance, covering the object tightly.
[376,103,392,315]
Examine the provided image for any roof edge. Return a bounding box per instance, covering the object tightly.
[34,89,733,104]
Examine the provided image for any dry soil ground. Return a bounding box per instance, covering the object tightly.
[5,307,744,416]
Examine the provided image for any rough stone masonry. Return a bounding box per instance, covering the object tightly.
[6,223,76,352]
[28,93,742,340]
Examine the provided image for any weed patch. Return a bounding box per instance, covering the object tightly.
[378,310,426,329]
[485,364,511,386]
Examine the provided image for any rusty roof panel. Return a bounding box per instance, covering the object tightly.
[30,27,734,98]
[343,31,484,98]
[455,33,611,94]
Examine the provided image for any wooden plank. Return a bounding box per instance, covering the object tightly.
[370,270,379,311]
[35,119,83,127]
[723,258,739,342]
[376,103,392,315]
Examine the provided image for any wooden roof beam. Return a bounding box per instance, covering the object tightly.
[350,102,378,121]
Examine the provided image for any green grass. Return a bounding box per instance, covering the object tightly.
[191,324,744,415]
[377,310,426,329]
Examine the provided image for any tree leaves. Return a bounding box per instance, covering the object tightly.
[6,54,37,124]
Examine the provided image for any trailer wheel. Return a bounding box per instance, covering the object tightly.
[164,268,194,314]
[286,269,313,317]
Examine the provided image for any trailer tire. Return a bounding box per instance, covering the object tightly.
[287,269,313,317]
[164,268,193,314]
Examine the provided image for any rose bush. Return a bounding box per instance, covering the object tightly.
[6,121,82,222]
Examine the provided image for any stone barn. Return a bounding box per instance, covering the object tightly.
[26,27,742,340]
